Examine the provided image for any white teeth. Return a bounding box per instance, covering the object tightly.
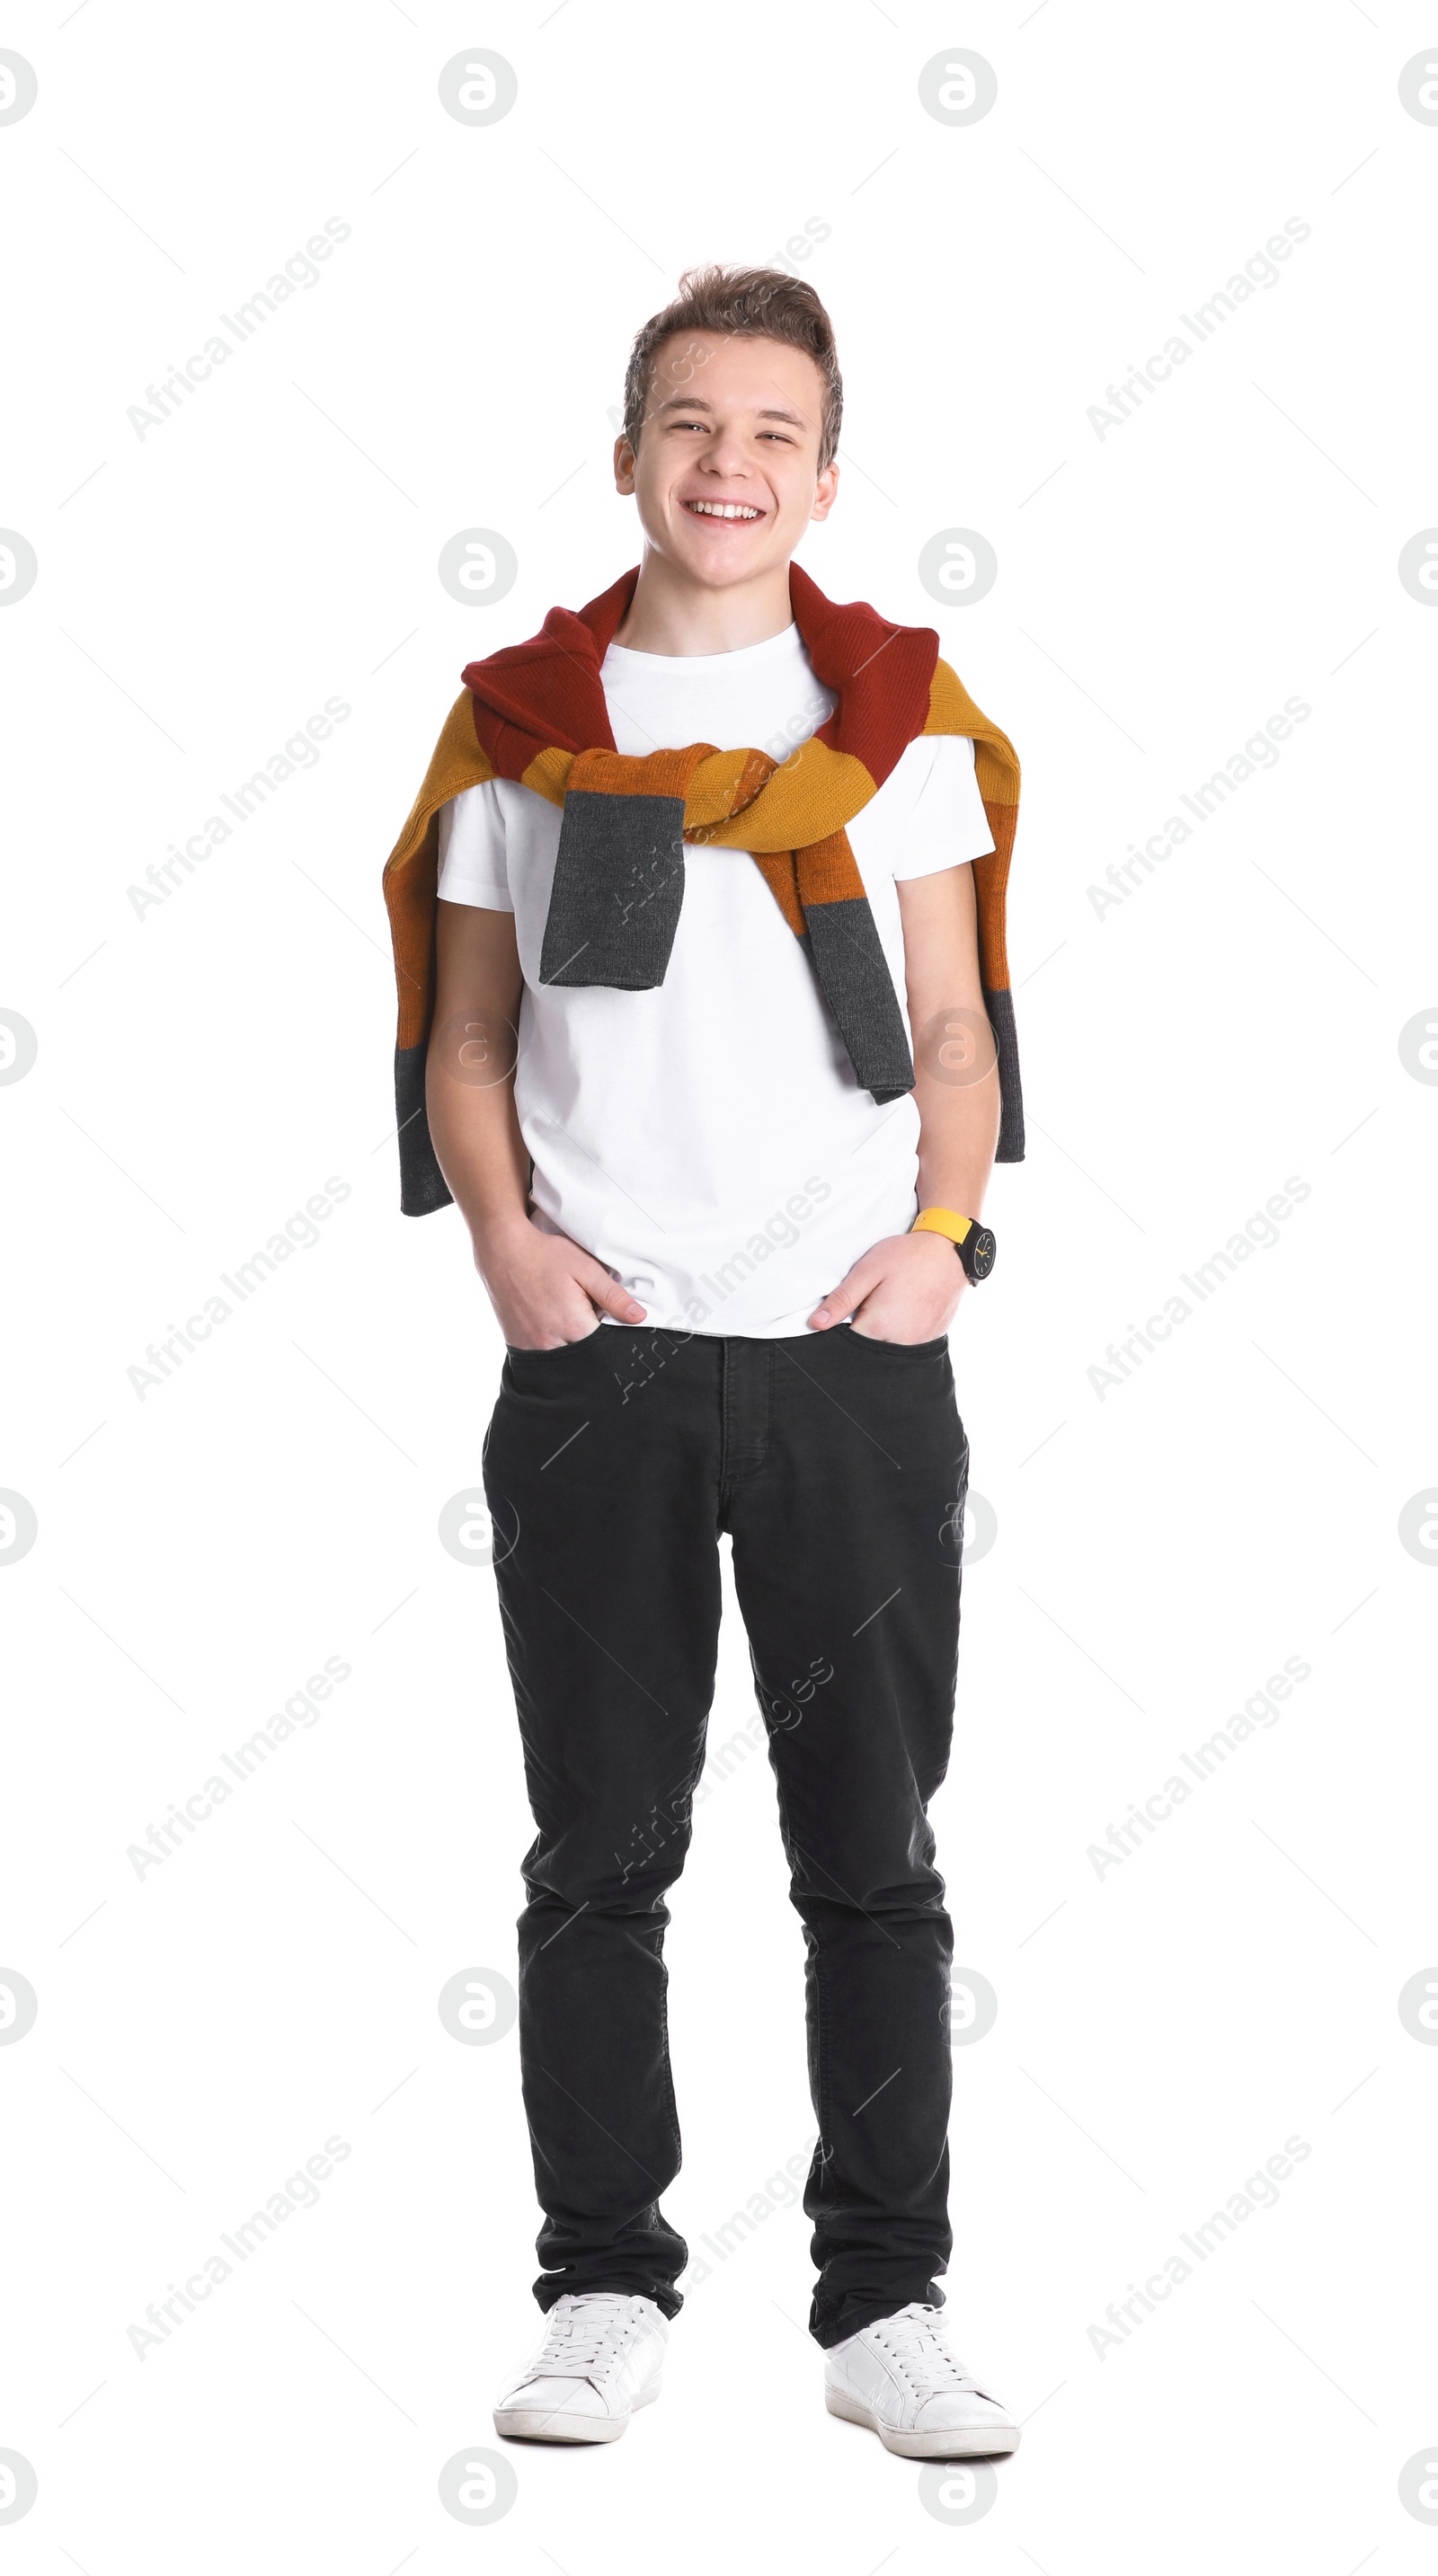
[688,500,760,519]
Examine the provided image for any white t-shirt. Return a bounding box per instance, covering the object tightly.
[436,620,994,1336]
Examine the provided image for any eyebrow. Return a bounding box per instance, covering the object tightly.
[653,394,808,428]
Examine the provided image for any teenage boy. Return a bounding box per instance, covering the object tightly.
[382,267,1025,2459]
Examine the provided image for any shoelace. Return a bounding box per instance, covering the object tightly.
[873,2304,983,2403]
[530,2295,644,2384]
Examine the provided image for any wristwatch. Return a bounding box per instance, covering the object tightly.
[910,1206,997,1283]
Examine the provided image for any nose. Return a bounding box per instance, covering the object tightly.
[699,423,753,481]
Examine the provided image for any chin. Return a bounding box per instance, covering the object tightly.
[670,538,781,589]
[684,561,766,591]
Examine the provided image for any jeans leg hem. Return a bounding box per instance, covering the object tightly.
[535,2279,684,2321]
[809,2285,946,2350]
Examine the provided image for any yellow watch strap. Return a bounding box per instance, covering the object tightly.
[910,1207,974,1248]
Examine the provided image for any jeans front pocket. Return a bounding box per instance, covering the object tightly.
[504,1324,605,1360]
[843,1323,952,1357]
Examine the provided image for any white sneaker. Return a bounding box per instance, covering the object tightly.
[493,2292,668,2444]
[824,2302,1021,2458]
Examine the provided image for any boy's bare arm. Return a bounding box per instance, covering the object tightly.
[807,863,1000,1341]
[426,899,647,1349]
[902,859,1002,1226]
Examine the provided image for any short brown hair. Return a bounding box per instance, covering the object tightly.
[623,263,843,472]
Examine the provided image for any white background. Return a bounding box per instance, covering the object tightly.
[4,2,1436,2567]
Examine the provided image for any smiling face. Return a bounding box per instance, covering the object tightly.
[614,331,839,595]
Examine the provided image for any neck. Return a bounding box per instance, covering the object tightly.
[610,548,794,656]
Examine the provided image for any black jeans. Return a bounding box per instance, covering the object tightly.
[481,1322,970,2348]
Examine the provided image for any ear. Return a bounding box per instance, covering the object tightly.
[613,434,637,495]
[810,460,839,525]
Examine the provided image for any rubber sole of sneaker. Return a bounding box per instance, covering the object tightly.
[493,2383,660,2445]
[824,2380,1020,2458]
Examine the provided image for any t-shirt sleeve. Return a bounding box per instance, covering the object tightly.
[435,780,513,912]
[889,734,997,882]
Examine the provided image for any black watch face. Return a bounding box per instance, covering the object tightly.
[968,1226,997,1280]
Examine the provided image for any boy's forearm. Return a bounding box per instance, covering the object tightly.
[424,1051,532,1250]
[426,900,532,1255]
[899,863,1001,1224]
[913,1056,1000,1220]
